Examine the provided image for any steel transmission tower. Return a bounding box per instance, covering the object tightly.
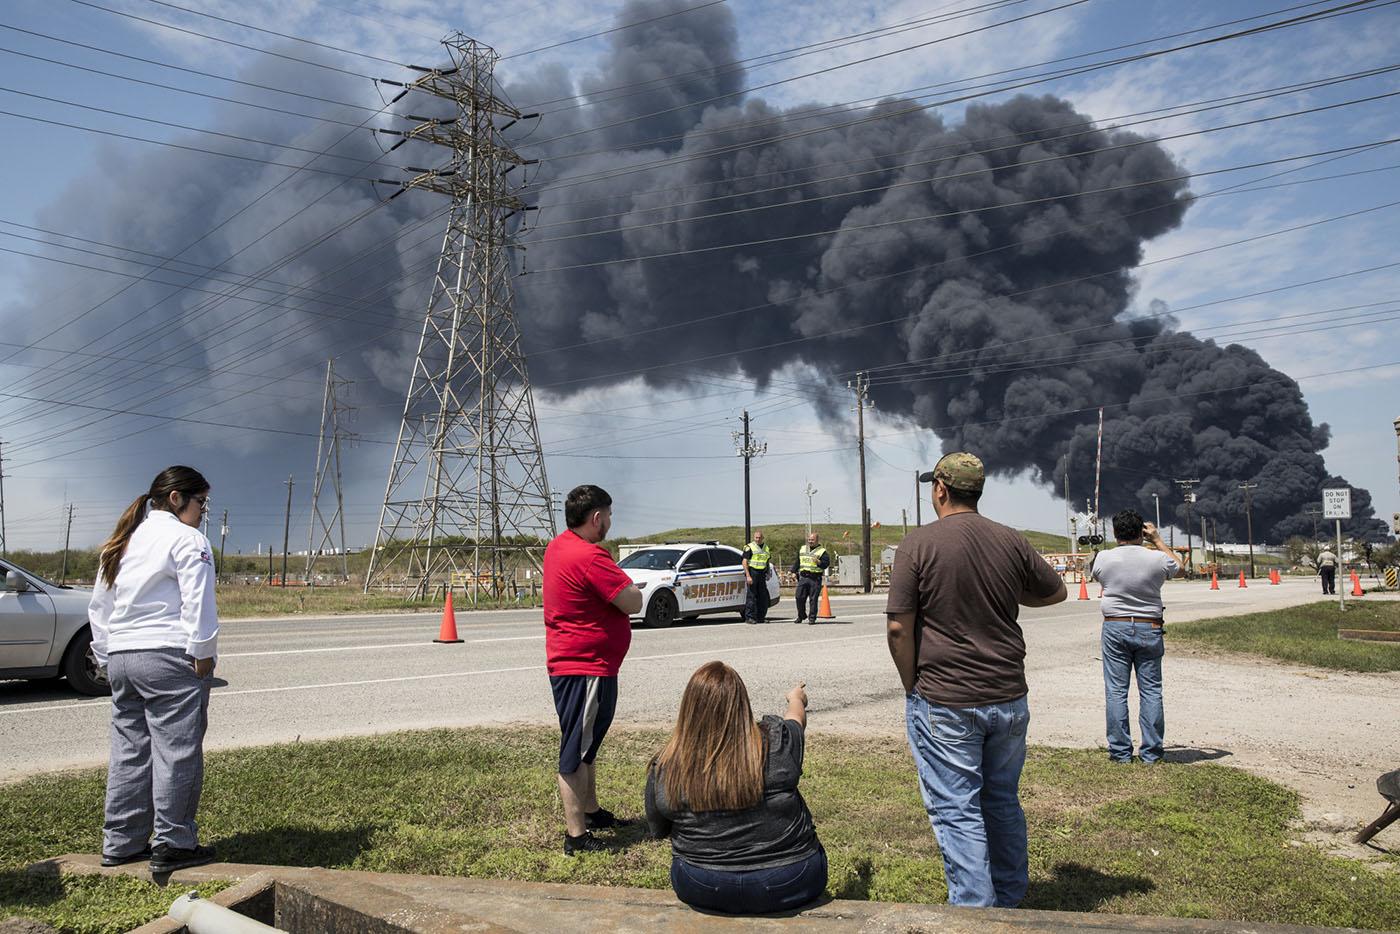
[307,359,355,581]
[365,35,555,601]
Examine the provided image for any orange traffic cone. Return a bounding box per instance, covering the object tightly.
[1238,571,1248,589]
[434,591,463,644]
[818,584,835,619]
[1077,578,1089,601]
[1269,569,1279,585]
[1210,569,1219,590]
[1351,571,1364,597]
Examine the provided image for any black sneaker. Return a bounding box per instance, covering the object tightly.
[101,845,151,867]
[743,617,756,625]
[585,808,631,831]
[807,617,817,625]
[563,831,609,856]
[150,843,216,874]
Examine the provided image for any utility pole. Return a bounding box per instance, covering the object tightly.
[1152,492,1161,531]
[849,372,872,593]
[281,475,293,589]
[1239,482,1258,579]
[1210,518,1218,568]
[1064,454,1072,552]
[365,35,555,602]
[59,503,75,584]
[733,411,766,545]
[218,509,229,581]
[0,439,7,558]
[1306,504,1322,541]
[1175,479,1200,575]
[914,470,922,527]
[901,508,908,535]
[307,359,355,582]
[803,480,818,535]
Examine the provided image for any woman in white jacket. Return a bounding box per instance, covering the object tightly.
[89,466,219,874]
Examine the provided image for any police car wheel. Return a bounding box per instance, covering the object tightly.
[645,590,678,629]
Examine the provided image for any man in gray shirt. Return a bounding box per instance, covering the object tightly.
[1090,509,1182,764]
[1316,549,1338,595]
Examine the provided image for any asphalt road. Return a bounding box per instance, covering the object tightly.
[0,577,1345,780]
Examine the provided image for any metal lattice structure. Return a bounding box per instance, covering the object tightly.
[365,35,555,601]
[307,358,354,581]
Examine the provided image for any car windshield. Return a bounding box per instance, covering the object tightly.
[618,549,685,571]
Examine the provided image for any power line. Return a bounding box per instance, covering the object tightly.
[63,0,381,79]
[500,0,729,59]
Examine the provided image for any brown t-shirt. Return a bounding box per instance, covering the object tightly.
[885,511,1064,707]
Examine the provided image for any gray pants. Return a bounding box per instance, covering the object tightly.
[104,648,212,856]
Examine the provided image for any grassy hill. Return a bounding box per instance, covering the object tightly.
[611,522,1069,562]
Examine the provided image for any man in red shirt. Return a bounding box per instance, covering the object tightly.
[543,484,643,855]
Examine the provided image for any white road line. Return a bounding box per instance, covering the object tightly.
[218,634,545,659]
[0,632,884,716]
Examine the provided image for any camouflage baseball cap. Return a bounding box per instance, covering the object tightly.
[919,452,985,492]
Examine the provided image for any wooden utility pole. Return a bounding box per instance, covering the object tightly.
[1239,482,1258,579]
[0,439,7,557]
[59,504,74,584]
[850,373,872,593]
[914,470,922,527]
[281,475,293,588]
[217,509,229,581]
[733,411,765,546]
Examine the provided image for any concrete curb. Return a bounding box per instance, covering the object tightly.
[31,854,1369,933]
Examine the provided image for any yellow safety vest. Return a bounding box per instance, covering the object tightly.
[799,545,828,574]
[746,542,770,571]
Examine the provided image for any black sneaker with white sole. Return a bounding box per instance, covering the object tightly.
[150,843,216,874]
[585,807,632,831]
[563,831,609,856]
[101,846,152,867]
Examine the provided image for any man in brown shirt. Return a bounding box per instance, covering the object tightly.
[886,452,1066,908]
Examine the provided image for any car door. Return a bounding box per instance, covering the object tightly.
[707,547,748,612]
[673,548,713,615]
[0,566,58,670]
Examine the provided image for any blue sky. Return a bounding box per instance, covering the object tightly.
[0,0,1397,553]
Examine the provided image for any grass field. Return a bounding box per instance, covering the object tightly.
[1173,600,1400,672]
[2,728,1397,933]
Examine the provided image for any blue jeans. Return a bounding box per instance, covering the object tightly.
[905,693,1030,908]
[670,848,827,914]
[1101,621,1165,763]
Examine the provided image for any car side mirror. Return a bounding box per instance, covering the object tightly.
[4,575,29,593]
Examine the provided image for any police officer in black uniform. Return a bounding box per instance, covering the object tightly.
[791,532,831,625]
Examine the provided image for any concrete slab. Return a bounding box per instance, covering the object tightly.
[33,854,1368,933]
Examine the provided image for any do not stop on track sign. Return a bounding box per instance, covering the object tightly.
[1323,488,1352,520]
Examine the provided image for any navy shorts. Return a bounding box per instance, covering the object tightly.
[550,675,618,775]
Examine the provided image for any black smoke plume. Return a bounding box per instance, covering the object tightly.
[505,0,1390,543]
[8,0,1388,546]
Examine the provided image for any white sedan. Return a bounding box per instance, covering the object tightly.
[619,542,780,628]
[0,558,107,695]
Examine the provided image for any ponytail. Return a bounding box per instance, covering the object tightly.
[98,494,150,589]
[97,465,210,590]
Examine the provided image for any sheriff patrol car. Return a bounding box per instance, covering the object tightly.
[618,542,780,628]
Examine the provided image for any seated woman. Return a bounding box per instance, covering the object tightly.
[645,661,826,914]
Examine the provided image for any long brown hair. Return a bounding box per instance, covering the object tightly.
[655,661,764,812]
[98,466,209,588]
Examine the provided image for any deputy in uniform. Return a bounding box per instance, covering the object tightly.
[791,532,831,625]
[742,529,772,625]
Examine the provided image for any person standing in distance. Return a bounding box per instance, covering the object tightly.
[1316,547,1339,595]
[89,466,220,874]
[543,484,643,855]
[1090,510,1182,765]
[885,453,1067,908]
[790,532,830,625]
[741,529,772,625]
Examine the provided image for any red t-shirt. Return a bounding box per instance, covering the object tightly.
[543,529,634,676]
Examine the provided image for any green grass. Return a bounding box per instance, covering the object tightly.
[3,729,1398,932]
[1173,600,1400,672]
[616,523,1069,563]
[213,586,448,619]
